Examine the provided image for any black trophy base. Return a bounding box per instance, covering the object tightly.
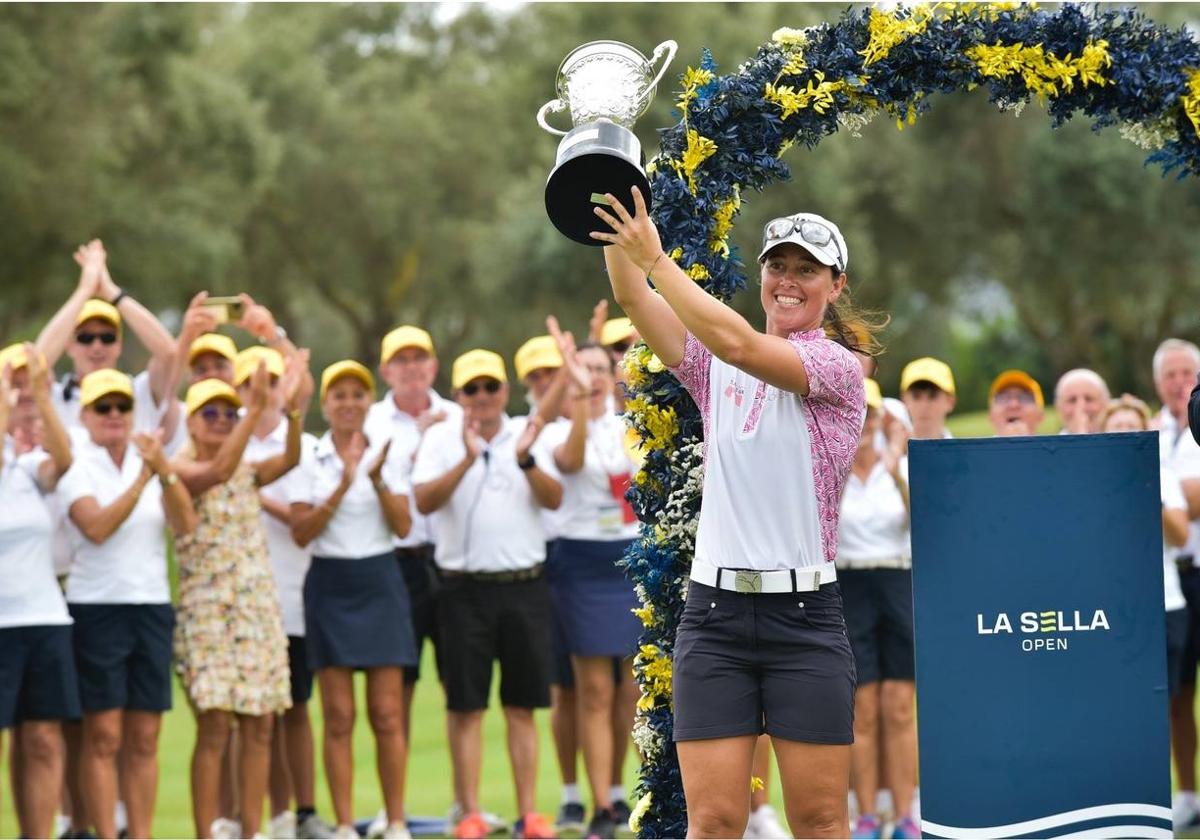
[545,151,652,247]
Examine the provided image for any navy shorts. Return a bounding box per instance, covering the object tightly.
[304,554,418,672]
[0,624,82,728]
[68,603,174,713]
[1168,607,1188,697]
[839,568,916,684]
[288,636,313,705]
[396,545,442,684]
[673,579,856,744]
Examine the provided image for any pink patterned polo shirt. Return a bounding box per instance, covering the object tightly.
[669,328,865,571]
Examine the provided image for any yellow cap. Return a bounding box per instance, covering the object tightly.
[76,299,121,331]
[899,357,956,396]
[79,369,133,408]
[452,349,507,390]
[864,378,883,410]
[320,360,375,400]
[600,317,635,347]
[234,346,285,386]
[514,336,562,381]
[381,325,434,363]
[185,379,242,418]
[0,343,29,372]
[989,369,1045,409]
[188,333,237,365]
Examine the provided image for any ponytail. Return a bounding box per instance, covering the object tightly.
[823,285,888,358]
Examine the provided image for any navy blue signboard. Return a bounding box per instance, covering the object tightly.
[909,432,1171,839]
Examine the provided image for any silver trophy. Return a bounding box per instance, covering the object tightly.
[537,39,677,245]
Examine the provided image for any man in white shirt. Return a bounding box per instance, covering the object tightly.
[1152,338,1200,830]
[412,349,562,840]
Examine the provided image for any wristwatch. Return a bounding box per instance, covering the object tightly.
[517,453,536,471]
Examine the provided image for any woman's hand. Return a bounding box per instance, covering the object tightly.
[547,315,591,394]
[590,187,665,274]
[132,431,169,477]
[281,348,311,412]
[341,431,367,484]
[367,439,392,484]
[248,361,271,412]
[24,343,48,396]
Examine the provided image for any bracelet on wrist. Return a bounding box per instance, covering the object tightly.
[110,289,129,307]
[645,252,666,276]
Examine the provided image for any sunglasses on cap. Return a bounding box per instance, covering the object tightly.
[200,405,240,423]
[461,380,502,396]
[763,216,843,267]
[76,332,118,346]
[92,399,133,415]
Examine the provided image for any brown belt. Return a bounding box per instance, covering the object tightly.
[439,565,544,584]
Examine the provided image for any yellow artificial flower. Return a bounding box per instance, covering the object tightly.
[965,39,1110,99]
[626,396,680,453]
[628,792,654,834]
[765,73,846,119]
[685,263,711,281]
[669,129,719,194]
[861,5,936,67]
[1181,68,1200,137]
[751,776,765,793]
[633,603,656,627]
[677,66,716,112]
[709,188,741,256]
[635,643,673,711]
[772,27,810,48]
[647,354,665,374]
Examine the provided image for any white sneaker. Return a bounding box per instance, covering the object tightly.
[1173,792,1200,830]
[744,804,790,839]
[116,801,129,836]
[270,811,298,839]
[362,808,385,838]
[332,826,359,840]
[212,818,243,840]
[381,824,411,840]
[298,813,337,839]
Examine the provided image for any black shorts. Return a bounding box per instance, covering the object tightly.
[1168,608,1189,698]
[288,636,313,705]
[1179,566,1200,685]
[0,624,82,728]
[437,574,552,712]
[839,568,915,685]
[396,545,442,684]
[68,603,174,714]
[673,579,856,744]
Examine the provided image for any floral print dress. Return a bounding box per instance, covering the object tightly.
[174,459,291,715]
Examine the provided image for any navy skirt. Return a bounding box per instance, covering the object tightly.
[548,538,640,658]
[304,554,418,671]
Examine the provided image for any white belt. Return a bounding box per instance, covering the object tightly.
[837,555,911,571]
[690,562,838,594]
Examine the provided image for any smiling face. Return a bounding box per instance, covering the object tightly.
[457,376,508,428]
[67,318,122,377]
[322,376,371,435]
[989,386,1044,436]
[81,393,134,448]
[758,243,846,337]
[1155,348,1199,422]
[1102,407,1147,433]
[577,346,615,414]
[380,347,437,401]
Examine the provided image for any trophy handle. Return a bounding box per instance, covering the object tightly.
[645,40,679,98]
[537,99,570,137]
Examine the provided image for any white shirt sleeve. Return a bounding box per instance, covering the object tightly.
[1162,465,1187,512]
[56,461,94,508]
[381,440,412,495]
[412,423,451,486]
[132,370,168,431]
[284,455,318,506]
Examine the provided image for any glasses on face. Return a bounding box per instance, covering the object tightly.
[200,405,240,423]
[763,216,843,267]
[92,400,133,416]
[462,379,502,396]
[76,332,118,346]
[994,390,1036,406]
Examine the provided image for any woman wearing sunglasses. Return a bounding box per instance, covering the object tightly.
[170,363,304,839]
[288,361,414,840]
[592,191,874,839]
[56,369,197,839]
[539,326,642,839]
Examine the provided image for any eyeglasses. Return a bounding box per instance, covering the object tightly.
[199,405,240,423]
[92,400,133,415]
[76,332,118,346]
[763,216,843,268]
[993,390,1036,406]
[462,380,502,396]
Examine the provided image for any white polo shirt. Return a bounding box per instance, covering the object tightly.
[364,389,462,548]
[1159,412,1200,567]
[0,442,71,628]
[836,460,911,568]
[412,414,559,573]
[539,413,639,542]
[1162,464,1187,612]
[244,421,318,637]
[56,440,170,604]
[286,432,410,560]
[668,330,865,573]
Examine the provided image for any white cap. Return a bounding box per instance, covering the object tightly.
[758,212,848,272]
